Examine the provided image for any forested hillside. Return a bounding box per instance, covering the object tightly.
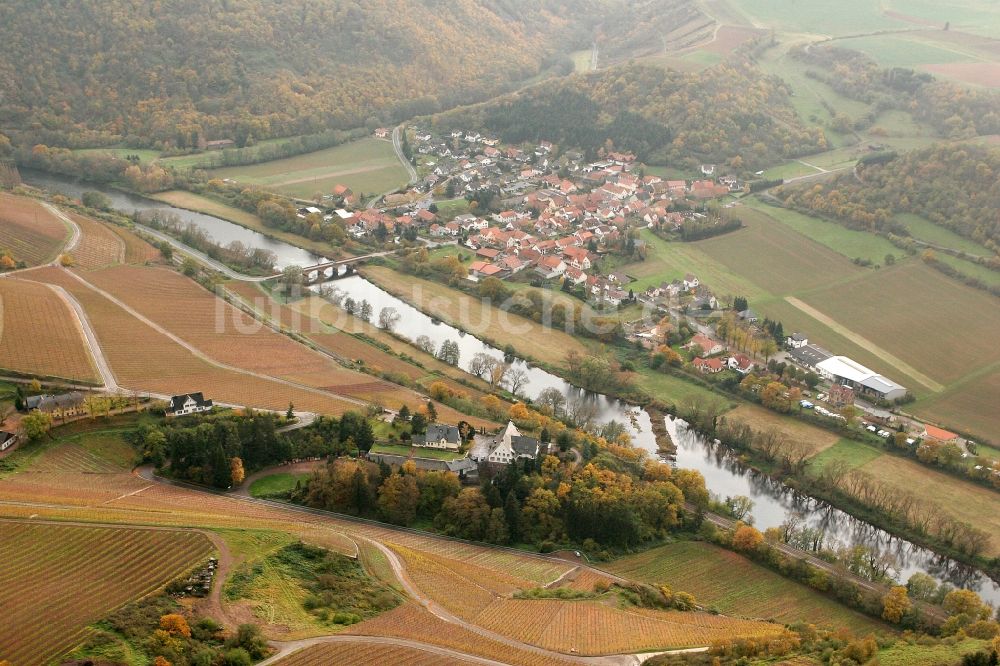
[776,143,1000,253]
[792,45,1000,138]
[0,0,613,148]
[431,62,827,168]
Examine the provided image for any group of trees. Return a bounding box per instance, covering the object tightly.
[778,143,1000,253]
[436,61,827,169]
[300,427,701,551]
[132,411,379,489]
[80,596,268,666]
[0,0,602,147]
[208,182,349,246]
[792,45,1000,141]
[137,211,277,273]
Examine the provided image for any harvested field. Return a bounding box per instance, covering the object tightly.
[68,212,124,269]
[0,277,98,382]
[349,603,578,666]
[0,193,69,265]
[473,598,782,654]
[860,455,1000,556]
[276,640,475,666]
[923,62,1000,88]
[22,267,357,415]
[799,262,1000,386]
[0,521,213,666]
[608,541,886,633]
[913,368,1000,445]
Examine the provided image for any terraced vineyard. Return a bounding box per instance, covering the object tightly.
[0,277,98,382]
[277,641,474,666]
[22,267,357,415]
[84,265,418,407]
[67,212,125,269]
[349,603,578,666]
[607,541,887,634]
[473,598,783,655]
[0,193,68,265]
[0,521,213,665]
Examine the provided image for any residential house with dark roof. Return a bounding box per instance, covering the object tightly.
[413,424,462,451]
[167,393,213,417]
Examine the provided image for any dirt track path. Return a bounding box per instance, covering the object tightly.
[784,296,944,391]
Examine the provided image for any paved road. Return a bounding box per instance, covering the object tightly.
[393,125,418,185]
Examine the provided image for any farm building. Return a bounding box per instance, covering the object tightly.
[25,392,85,418]
[167,392,213,417]
[827,384,856,407]
[922,424,959,442]
[0,430,19,451]
[412,424,461,451]
[788,344,831,370]
[815,357,907,402]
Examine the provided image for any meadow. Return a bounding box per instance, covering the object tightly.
[249,472,311,498]
[859,454,1000,555]
[608,541,887,634]
[211,138,408,200]
[0,192,70,265]
[362,265,591,368]
[0,521,213,665]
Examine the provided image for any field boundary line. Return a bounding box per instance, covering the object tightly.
[783,296,944,392]
[57,267,368,410]
[41,202,81,256]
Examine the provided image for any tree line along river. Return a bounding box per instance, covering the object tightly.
[23,169,999,605]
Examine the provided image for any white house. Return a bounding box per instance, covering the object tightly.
[786,332,809,349]
[413,424,461,451]
[167,392,213,417]
[486,421,541,464]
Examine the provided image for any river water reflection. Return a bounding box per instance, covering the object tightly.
[24,168,998,605]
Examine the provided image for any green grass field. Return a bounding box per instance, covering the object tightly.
[73,147,161,163]
[746,199,899,264]
[834,34,974,68]
[806,438,884,475]
[608,541,887,634]
[874,638,990,666]
[370,443,465,461]
[249,472,311,498]
[895,213,993,256]
[211,138,408,199]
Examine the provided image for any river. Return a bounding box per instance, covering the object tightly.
[23,169,999,604]
[20,169,325,269]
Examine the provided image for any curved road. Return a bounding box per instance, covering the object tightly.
[132,467,703,665]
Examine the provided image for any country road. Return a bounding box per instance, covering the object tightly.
[44,282,120,392]
[132,466,705,665]
[134,224,270,282]
[393,125,418,184]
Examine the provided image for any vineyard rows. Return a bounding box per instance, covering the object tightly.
[0,278,98,382]
[474,599,784,655]
[0,193,68,265]
[277,640,474,666]
[111,225,161,265]
[28,442,122,474]
[85,265,415,407]
[0,521,212,665]
[23,267,357,415]
[348,603,578,666]
[68,212,125,269]
[607,542,885,634]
